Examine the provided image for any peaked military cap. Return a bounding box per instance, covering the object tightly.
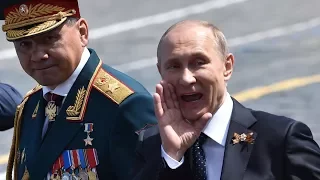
[0,0,81,41]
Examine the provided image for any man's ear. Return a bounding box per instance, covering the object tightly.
[223,53,234,81]
[77,18,89,47]
[157,62,161,74]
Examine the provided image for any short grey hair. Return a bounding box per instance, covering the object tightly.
[157,20,229,61]
[64,17,80,26]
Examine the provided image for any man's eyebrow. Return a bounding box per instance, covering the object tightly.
[164,57,180,65]
[190,52,207,58]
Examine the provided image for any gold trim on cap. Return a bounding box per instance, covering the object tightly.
[2,3,77,41]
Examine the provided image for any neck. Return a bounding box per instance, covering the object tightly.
[212,90,227,115]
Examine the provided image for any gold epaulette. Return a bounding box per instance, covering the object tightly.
[93,68,134,105]
[24,84,42,99]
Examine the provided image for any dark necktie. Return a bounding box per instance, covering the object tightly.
[192,133,208,180]
[44,92,64,133]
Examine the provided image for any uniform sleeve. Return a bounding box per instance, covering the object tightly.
[0,83,23,131]
[108,92,157,180]
[285,121,320,179]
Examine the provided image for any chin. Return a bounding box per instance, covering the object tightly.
[181,108,206,121]
[34,76,61,87]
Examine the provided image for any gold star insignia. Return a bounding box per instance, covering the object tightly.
[107,82,120,93]
[84,135,93,146]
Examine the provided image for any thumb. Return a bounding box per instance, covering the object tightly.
[193,113,212,132]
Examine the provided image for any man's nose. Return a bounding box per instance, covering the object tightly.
[179,68,196,86]
[30,45,49,62]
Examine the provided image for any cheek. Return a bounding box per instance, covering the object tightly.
[17,55,31,72]
[196,71,221,96]
[195,70,216,85]
[162,71,179,84]
[49,48,71,66]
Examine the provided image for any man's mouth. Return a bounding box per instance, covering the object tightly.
[34,65,54,71]
[181,93,203,102]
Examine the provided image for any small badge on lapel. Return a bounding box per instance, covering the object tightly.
[232,132,255,145]
[32,101,39,119]
[20,148,26,164]
[84,123,94,146]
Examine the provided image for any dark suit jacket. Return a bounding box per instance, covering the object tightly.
[0,83,22,131]
[132,98,320,180]
[6,48,157,180]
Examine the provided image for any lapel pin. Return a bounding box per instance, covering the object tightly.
[232,131,255,145]
[20,148,26,164]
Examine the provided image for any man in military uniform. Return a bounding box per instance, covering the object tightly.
[0,83,22,131]
[0,0,157,179]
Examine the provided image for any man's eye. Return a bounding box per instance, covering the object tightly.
[19,41,32,48]
[166,64,180,69]
[20,42,26,47]
[195,59,206,65]
[45,35,55,41]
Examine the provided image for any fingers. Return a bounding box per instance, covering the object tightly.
[153,93,163,120]
[193,113,212,132]
[161,81,175,109]
[156,83,167,111]
[168,83,179,109]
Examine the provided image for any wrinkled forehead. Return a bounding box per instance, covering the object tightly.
[159,26,217,60]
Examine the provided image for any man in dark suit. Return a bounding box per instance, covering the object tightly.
[131,20,320,180]
[0,83,22,131]
[1,0,157,179]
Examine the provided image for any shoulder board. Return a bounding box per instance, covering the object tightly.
[24,84,42,99]
[93,68,134,104]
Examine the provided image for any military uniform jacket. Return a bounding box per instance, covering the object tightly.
[7,48,157,180]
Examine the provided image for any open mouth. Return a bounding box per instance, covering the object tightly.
[181,93,203,102]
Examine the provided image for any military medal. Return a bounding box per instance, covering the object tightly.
[62,151,73,180]
[84,123,94,146]
[50,173,61,180]
[87,170,96,180]
[84,135,93,146]
[70,150,81,180]
[71,173,79,180]
[45,101,58,121]
[85,149,99,180]
[51,155,63,180]
[62,171,72,180]
[78,168,89,180]
[78,149,89,180]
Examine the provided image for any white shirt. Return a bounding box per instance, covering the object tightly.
[41,47,90,138]
[161,92,233,180]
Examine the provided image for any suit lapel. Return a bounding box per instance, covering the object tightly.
[28,49,102,179]
[220,98,258,180]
